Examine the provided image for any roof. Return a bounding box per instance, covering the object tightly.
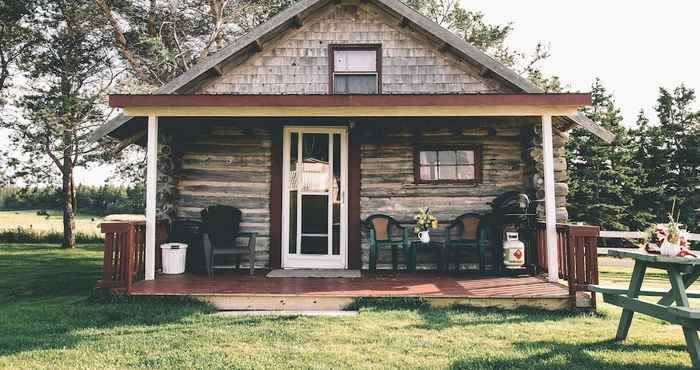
[90,0,614,143]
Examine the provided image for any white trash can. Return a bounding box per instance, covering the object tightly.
[160,243,188,274]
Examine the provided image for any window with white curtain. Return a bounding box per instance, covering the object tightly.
[331,46,379,94]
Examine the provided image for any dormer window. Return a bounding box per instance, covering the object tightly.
[330,45,381,94]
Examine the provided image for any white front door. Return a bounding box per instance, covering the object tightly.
[282,126,348,269]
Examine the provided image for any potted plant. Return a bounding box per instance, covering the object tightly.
[414,208,438,243]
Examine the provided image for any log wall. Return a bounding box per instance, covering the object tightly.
[174,124,273,268]
[168,119,559,271]
[528,123,570,222]
[358,122,531,269]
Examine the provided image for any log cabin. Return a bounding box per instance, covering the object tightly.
[90,0,610,310]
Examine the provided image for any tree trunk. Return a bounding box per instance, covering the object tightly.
[71,175,77,211]
[147,0,158,37]
[95,0,148,82]
[62,167,76,249]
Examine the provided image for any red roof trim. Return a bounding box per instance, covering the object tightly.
[109,93,592,108]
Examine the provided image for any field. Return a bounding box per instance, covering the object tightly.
[0,210,103,242]
[0,209,103,234]
[0,244,696,369]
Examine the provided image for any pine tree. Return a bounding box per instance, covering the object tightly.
[627,110,665,229]
[566,79,642,230]
[653,86,700,229]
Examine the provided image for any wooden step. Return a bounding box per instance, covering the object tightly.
[200,294,570,311]
[205,295,355,311]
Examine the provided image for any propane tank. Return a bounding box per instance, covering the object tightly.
[503,232,525,269]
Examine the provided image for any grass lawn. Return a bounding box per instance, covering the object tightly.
[599,256,675,289]
[0,209,103,236]
[0,245,695,369]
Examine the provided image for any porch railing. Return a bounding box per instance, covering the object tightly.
[96,220,168,292]
[535,223,600,309]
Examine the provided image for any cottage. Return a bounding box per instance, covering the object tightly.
[91,0,610,310]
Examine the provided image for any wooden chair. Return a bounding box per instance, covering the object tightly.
[445,213,490,272]
[364,214,409,272]
[201,205,257,277]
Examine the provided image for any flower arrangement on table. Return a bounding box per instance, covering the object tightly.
[642,203,694,257]
[414,208,438,243]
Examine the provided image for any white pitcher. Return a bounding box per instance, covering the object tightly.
[418,231,430,243]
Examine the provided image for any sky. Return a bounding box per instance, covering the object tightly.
[5,0,699,186]
[462,0,700,122]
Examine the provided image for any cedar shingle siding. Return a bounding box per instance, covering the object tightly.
[200,2,511,95]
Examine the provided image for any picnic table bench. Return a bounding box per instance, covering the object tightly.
[591,248,700,368]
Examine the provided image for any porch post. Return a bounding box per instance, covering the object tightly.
[145,114,158,281]
[541,115,559,282]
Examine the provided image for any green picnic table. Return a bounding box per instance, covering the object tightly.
[591,248,700,368]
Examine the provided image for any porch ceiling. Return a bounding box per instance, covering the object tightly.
[102,115,555,142]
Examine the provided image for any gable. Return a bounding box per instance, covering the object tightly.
[198,2,513,95]
[89,0,614,143]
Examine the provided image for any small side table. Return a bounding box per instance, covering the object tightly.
[408,240,447,272]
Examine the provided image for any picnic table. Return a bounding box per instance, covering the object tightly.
[591,248,700,368]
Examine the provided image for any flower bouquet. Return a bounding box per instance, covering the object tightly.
[642,202,694,257]
[414,208,438,243]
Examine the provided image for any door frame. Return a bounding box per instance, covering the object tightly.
[281,126,349,269]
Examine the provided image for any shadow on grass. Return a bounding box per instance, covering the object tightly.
[0,244,105,300]
[0,293,215,357]
[348,297,603,329]
[419,305,608,331]
[0,244,215,358]
[449,339,691,370]
[345,297,688,369]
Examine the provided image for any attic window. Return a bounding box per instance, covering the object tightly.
[330,45,381,94]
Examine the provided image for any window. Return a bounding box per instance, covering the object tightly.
[330,45,381,94]
[414,146,482,184]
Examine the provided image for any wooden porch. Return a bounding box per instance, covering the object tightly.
[130,271,572,311]
[97,220,599,311]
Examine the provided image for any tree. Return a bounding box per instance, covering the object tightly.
[0,0,38,101]
[627,110,666,228]
[402,0,561,91]
[95,0,296,89]
[566,79,643,230]
[652,85,700,229]
[1,0,120,248]
[0,157,8,187]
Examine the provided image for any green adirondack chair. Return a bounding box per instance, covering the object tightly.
[364,214,409,272]
[445,213,490,272]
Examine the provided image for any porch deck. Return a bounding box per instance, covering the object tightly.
[130,271,573,311]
